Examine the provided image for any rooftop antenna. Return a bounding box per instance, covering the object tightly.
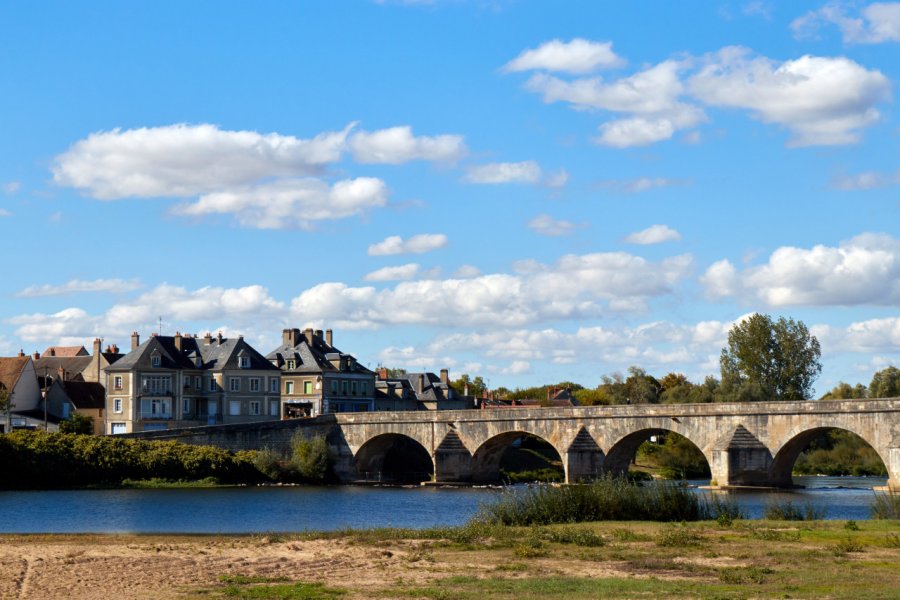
[158,316,163,335]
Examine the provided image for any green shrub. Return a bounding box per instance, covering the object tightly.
[763,500,825,521]
[58,413,94,435]
[290,433,332,483]
[870,492,900,519]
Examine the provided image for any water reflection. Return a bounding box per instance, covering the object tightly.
[0,476,888,534]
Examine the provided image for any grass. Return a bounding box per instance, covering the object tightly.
[208,575,346,599]
[763,500,826,521]
[871,492,900,519]
[118,476,224,488]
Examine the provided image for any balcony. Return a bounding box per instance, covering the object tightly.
[139,411,173,421]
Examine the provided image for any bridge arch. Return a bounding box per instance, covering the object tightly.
[603,428,712,481]
[470,430,564,483]
[353,433,434,484]
[768,425,889,488]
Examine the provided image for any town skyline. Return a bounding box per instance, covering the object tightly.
[1,1,898,392]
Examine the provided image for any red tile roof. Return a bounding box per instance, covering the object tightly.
[42,346,89,357]
[0,356,29,391]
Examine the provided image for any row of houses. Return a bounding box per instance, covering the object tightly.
[0,327,473,435]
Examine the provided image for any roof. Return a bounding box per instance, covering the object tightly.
[34,355,94,378]
[0,356,30,392]
[266,333,372,375]
[42,346,89,357]
[61,381,107,409]
[404,372,456,403]
[108,334,278,373]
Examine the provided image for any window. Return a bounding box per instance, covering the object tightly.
[208,378,217,392]
[183,398,190,413]
[229,400,241,416]
[304,381,312,394]
[141,375,172,394]
[249,401,260,416]
[351,381,358,395]
[270,401,279,416]
[195,375,201,389]
[269,377,279,393]
[361,382,368,396]
[240,355,250,368]
[330,380,337,395]
[341,380,348,395]
[151,354,161,367]
[286,360,295,369]
[113,398,122,413]
[114,376,123,390]
[249,378,260,392]
[285,381,294,394]
[229,378,240,392]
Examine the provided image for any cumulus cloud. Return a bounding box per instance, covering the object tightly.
[16,278,142,298]
[10,283,287,346]
[171,177,388,229]
[454,265,481,278]
[291,251,693,329]
[702,233,900,306]
[544,169,570,188]
[527,214,581,237]
[812,317,900,354]
[792,2,900,43]
[368,233,448,256]
[53,123,354,199]
[624,224,682,245]
[364,263,421,282]
[463,161,542,184]
[830,170,898,190]
[349,126,466,164]
[688,47,891,146]
[503,38,625,74]
[524,60,706,147]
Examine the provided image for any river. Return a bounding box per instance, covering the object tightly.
[0,476,888,534]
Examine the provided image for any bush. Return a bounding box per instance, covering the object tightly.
[763,500,825,521]
[58,413,94,435]
[476,475,741,526]
[870,493,900,519]
[290,433,332,483]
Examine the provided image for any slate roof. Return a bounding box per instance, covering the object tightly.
[108,335,278,373]
[61,381,107,409]
[404,372,456,403]
[267,335,372,375]
[0,356,29,391]
[34,356,94,379]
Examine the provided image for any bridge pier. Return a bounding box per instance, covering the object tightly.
[710,425,776,488]
[563,428,604,483]
[433,431,473,482]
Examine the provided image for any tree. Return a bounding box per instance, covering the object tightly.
[869,366,900,399]
[59,413,94,435]
[450,374,487,398]
[820,381,868,400]
[720,313,821,401]
[0,386,13,433]
[624,366,661,404]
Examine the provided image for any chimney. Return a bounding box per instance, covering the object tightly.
[417,374,425,394]
[377,367,388,380]
[440,369,449,385]
[325,329,333,347]
[315,329,323,342]
[93,338,101,356]
[204,332,213,345]
[131,331,140,351]
[174,331,183,351]
[48,348,56,357]
[33,351,40,360]
[216,331,223,343]
[304,328,314,345]
[18,349,25,357]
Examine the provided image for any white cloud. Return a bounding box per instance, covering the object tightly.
[364,263,421,282]
[0,209,11,217]
[702,233,900,306]
[813,317,900,354]
[830,170,898,190]
[463,161,542,184]
[2,181,20,195]
[53,123,354,199]
[349,126,466,164]
[792,2,900,44]
[454,265,481,278]
[624,224,682,245]
[291,251,693,329]
[171,177,388,229]
[368,233,449,256]
[503,38,625,74]
[595,177,684,193]
[688,47,891,146]
[16,278,142,298]
[544,169,570,188]
[500,360,532,375]
[527,214,581,237]
[524,60,707,147]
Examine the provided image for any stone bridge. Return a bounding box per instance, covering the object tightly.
[128,399,900,490]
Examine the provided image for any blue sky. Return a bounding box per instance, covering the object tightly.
[1,0,898,393]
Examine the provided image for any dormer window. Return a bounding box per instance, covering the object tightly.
[240,356,250,368]
[286,360,295,369]
[151,352,161,368]
[195,357,202,368]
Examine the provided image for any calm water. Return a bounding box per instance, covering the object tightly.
[0,476,888,533]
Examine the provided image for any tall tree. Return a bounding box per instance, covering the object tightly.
[720,313,821,401]
[869,366,900,399]
[0,386,13,433]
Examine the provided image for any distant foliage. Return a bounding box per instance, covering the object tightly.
[793,429,887,477]
[291,433,332,483]
[638,433,711,480]
[0,430,260,489]
[869,366,900,399]
[58,413,94,435]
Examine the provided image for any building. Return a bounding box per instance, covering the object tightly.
[267,328,375,417]
[374,368,472,411]
[0,353,42,432]
[43,379,107,434]
[104,331,281,434]
[34,338,124,387]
